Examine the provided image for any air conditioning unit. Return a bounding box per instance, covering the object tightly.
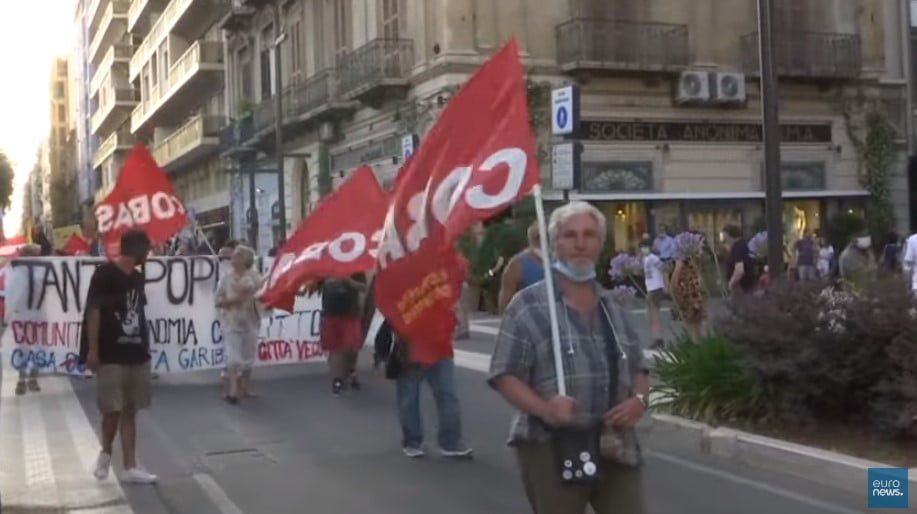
[675,71,710,104]
[711,72,747,105]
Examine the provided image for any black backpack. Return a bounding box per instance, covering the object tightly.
[321,280,357,316]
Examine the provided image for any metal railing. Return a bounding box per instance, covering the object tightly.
[90,43,134,95]
[338,38,414,98]
[284,70,335,121]
[131,83,160,131]
[740,31,862,79]
[220,116,255,151]
[555,18,690,71]
[130,0,193,80]
[127,0,148,31]
[88,0,129,62]
[151,114,224,166]
[92,87,138,132]
[93,129,134,169]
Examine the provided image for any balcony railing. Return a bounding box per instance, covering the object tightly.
[89,0,129,62]
[87,0,104,30]
[220,117,255,153]
[151,114,224,167]
[217,0,255,31]
[132,41,223,131]
[130,0,193,80]
[91,87,138,132]
[93,129,134,169]
[556,18,690,72]
[740,31,862,79]
[285,70,335,121]
[252,96,275,134]
[338,38,414,99]
[90,43,133,95]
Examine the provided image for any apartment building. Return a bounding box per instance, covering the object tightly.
[44,58,81,230]
[73,0,99,224]
[125,0,230,246]
[220,0,911,253]
[86,0,140,204]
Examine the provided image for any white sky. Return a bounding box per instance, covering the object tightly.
[0,0,74,238]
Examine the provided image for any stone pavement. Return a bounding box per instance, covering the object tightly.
[0,372,132,513]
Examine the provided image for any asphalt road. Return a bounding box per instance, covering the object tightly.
[54,330,872,514]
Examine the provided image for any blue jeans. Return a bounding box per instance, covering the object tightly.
[396,358,465,451]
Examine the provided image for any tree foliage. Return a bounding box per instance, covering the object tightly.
[0,149,14,213]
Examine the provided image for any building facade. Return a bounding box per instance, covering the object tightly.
[46,58,81,230]
[216,0,910,254]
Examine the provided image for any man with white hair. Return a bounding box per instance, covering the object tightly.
[489,201,649,513]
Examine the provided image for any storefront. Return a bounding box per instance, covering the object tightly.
[548,119,869,252]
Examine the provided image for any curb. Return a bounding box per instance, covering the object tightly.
[650,413,917,493]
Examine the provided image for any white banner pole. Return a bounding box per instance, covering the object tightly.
[532,185,567,396]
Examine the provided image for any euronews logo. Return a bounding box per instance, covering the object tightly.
[868,468,908,509]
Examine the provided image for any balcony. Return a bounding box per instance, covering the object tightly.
[217,0,255,31]
[90,43,133,96]
[285,70,356,130]
[251,95,276,139]
[555,18,690,73]
[740,31,862,79]
[89,0,129,65]
[338,38,414,104]
[219,117,256,157]
[128,0,166,36]
[151,114,224,171]
[86,0,105,33]
[91,86,139,135]
[92,129,135,169]
[130,0,220,81]
[131,40,224,133]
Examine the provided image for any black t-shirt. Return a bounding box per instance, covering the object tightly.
[82,262,150,365]
[321,278,360,316]
[727,240,757,292]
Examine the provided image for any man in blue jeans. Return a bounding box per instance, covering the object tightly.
[394,341,473,459]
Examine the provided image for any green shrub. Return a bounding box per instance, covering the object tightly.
[652,334,764,425]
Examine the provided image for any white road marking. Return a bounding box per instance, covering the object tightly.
[194,472,246,514]
[648,451,866,514]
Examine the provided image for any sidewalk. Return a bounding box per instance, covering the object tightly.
[0,371,133,513]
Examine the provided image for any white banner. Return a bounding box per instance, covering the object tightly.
[1,257,325,375]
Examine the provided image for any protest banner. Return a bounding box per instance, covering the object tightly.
[374,38,540,364]
[1,257,325,375]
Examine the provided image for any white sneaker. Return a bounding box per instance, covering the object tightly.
[122,467,158,484]
[402,447,425,458]
[93,452,111,480]
[440,447,474,458]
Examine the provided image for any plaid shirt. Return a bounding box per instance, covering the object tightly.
[489,278,649,445]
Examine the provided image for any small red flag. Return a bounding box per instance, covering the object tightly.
[62,234,91,256]
[94,144,188,256]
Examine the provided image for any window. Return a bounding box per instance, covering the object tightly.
[260,25,274,100]
[334,0,350,62]
[57,104,66,122]
[581,162,654,192]
[54,81,65,99]
[381,0,400,40]
[57,60,67,76]
[239,48,254,108]
[289,20,304,80]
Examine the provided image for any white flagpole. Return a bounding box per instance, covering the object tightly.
[532,185,567,396]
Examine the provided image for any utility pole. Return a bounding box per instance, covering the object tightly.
[272,1,287,244]
[757,0,784,279]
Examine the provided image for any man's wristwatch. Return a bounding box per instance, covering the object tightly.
[635,393,648,409]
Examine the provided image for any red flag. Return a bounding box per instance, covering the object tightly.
[94,144,187,255]
[374,39,539,364]
[260,166,388,311]
[62,234,91,255]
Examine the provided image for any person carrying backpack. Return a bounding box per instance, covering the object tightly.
[320,274,366,396]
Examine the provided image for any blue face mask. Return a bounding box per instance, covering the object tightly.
[552,260,596,283]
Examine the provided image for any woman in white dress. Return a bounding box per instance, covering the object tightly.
[817,234,835,278]
[215,246,263,404]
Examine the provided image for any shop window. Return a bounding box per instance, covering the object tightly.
[597,202,647,253]
[687,203,745,248]
[762,162,827,191]
[581,162,653,192]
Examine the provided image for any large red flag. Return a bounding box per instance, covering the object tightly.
[374,39,539,364]
[95,143,187,255]
[260,166,388,311]
[62,233,91,256]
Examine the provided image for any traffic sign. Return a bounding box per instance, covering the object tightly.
[551,85,580,136]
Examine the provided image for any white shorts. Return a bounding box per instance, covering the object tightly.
[224,330,258,369]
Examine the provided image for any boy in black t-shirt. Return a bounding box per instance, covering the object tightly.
[82,230,157,484]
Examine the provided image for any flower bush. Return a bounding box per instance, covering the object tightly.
[608,253,643,281]
[674,232,704,259]
[608,285,638,306]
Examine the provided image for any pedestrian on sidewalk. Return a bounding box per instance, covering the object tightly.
[639,237,667,350]
[791,230,818,282]
[81,230,157,484]
[722,225,756,295]
[319,274,366,396]
[490,201,649,514]
[839,230,877,291]
[498,223,545,314]
[215,245,263,405]
[5,244,43,395]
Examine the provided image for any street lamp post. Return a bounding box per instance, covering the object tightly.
[757,0,785,279]
[272,1,287,244]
